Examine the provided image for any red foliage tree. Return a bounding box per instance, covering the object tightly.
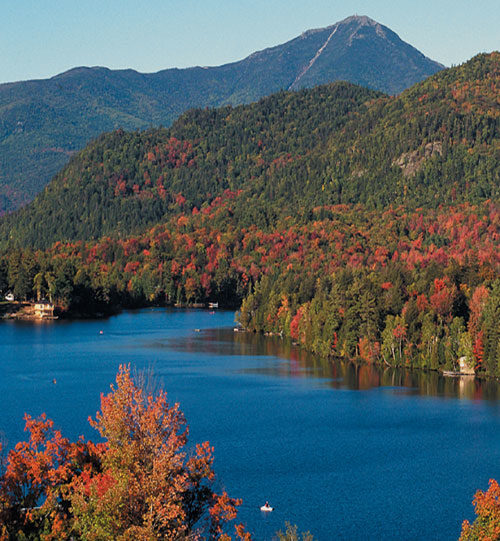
[290,307,304,342]
[429,278,457,318]
[358,337,380,364]
[468,285,489,340]
[0,414,93,539]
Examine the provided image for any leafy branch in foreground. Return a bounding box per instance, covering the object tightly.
[460,479,500,541]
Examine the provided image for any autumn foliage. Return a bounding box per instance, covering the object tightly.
[0,366,248,540]
[460,479,500,541]
[1,201,499,376]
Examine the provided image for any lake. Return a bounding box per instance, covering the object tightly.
[1,308,499,540]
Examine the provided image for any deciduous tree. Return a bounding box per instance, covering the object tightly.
[0,366,248,540]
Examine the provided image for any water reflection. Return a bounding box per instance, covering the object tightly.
[167,328,500,402]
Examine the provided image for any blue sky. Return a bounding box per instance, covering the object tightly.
[2,0,499,84]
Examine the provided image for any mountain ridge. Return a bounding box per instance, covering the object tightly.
[0,15,444,213]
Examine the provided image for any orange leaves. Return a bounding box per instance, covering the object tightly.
[468,285,489,338]
[276,296,290,321]
[358,337,380,364]
[416,294,428,312]
[460,479,500,540]
[123,260,140,274]
[187,441,215,482]
[290,305,310,343]
[0,366,246,539]
[78,364,242,539]
[0,413,89,539]
[209,491,242,539]
[123,237,140,257]
[6,413,72,490]
[177,215,189,228]
[235,523,253,541]
[392,323,407,341]
[175,192,186,206]
[114,179,127,196]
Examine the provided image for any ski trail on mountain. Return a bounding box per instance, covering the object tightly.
[288,25,339,90]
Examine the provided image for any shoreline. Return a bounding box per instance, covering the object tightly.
[2,300,494,382]
[240,326,497,382]
[0,300,238,321]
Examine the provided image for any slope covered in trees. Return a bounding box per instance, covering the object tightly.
[0,15,443,214]
[0,83,381,247]
[1,53,497,250]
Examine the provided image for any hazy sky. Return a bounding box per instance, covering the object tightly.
[2,0,499,84]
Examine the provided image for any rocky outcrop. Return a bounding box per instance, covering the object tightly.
[393,141,443,177]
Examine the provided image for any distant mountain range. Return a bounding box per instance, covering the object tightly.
[0,15,444,214]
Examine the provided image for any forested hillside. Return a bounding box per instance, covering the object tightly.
[0,53,498,376]
[1,53,497,249]
[0,83,381,247]
[0,15,443,214]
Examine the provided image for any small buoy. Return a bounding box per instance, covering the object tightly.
[99,330,103,335]
[52,378,57,385]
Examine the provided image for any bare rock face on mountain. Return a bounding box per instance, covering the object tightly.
[287,16,443,93]
[0,15,443,213]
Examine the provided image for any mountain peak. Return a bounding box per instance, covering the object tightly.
[285,15,442,93]
[340,14,379,26]
[336,15,388,43]
[299,15,380,38]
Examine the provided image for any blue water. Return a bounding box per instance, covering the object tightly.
[1,308,499,540]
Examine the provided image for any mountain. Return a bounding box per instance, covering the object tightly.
[0,15,444,214]
[1,52,497,250]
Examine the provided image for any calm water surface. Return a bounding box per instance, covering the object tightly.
[1,308,499,540]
